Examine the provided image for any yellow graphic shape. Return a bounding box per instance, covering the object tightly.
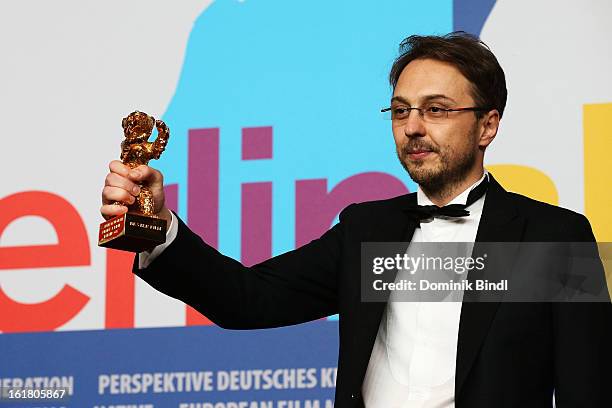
[584,103,612,241]
[584,103,612,296]
[486,164,559,205]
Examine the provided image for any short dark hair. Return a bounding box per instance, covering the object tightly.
[389,31,507,118]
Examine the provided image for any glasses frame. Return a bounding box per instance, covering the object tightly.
[381,105,491,123]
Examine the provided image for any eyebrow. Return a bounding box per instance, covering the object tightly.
[391,94,457,105]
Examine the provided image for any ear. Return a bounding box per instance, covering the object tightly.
[478,109,500,148]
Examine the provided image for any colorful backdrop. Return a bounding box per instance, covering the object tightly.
[1,1,611,406]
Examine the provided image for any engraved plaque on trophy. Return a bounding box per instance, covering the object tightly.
[98,111,170,252]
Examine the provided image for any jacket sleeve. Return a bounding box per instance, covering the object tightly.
[132,208,351,329]
[553,213,612,407]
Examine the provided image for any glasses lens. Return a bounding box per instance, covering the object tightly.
[423,111,447,124]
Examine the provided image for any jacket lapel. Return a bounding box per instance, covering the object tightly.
[454,174,526,396]
[352,193,420,396]
[350,175,526,399]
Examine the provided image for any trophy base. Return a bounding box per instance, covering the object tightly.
[98,213,167,253]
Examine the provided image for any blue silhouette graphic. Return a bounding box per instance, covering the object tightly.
[160,0,452,258]
[453,0,497,35]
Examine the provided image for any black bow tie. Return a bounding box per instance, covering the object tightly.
[404,176,489,222]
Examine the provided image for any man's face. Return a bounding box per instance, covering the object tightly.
[391,58,484,193]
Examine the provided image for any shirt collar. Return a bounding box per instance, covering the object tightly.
[417,170,489,207]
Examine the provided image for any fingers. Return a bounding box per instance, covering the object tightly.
[102,185,136,205]
[104,172,141,195]
[109,160,130,177]
[108,160,163,186]
[100,203,128,220]
[101,161,165,220]
[102,161,141,216]
[101,203,128,219]
[127,164,164,186]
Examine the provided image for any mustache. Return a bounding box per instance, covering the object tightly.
[400,141,439,154]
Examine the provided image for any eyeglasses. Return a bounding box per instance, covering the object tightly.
[381,104,490,124]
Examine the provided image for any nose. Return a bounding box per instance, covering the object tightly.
[402,109,426,138]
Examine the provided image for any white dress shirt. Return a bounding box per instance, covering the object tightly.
[139,173,488,408]
[361,172,488,408]
[138,211,178,269]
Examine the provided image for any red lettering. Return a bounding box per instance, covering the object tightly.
[104,249,135,329]
[0,191,90,332]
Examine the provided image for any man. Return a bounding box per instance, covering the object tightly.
[101,32,611,407]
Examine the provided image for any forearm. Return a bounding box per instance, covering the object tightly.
[133,212,341,329]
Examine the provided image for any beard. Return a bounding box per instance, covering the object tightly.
[397,134,478,198]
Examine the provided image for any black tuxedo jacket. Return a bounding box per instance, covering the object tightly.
[134,174,612,407]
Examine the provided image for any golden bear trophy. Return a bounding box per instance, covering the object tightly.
[98,111,170,252]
